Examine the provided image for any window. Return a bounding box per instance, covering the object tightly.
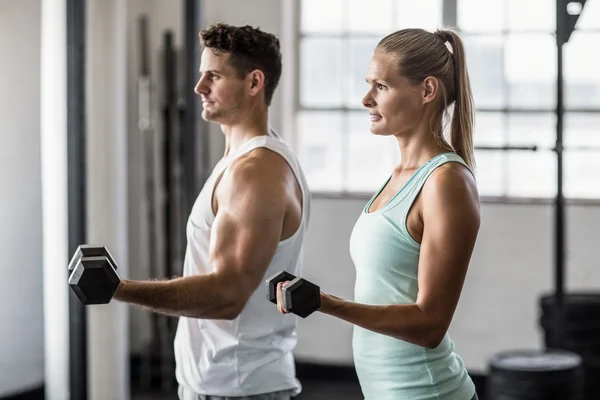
[296,0,443,193]
[295,0,600,199]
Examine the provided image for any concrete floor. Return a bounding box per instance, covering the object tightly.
[132,380,364,400]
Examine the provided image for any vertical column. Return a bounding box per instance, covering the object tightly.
[41,0,70,399]
[554,0,566,327]
[86,0,130,399]
[280,0,299,148]
[43,1,130,399]
[66,0,88,398]
[183,0,205,207]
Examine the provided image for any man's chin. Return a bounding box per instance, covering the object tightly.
[201,110,217,123]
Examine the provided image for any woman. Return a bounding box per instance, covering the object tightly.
[277,28,480,400]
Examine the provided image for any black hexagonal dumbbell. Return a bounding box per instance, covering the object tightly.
[266,270,321,318]
[67,244,121,305]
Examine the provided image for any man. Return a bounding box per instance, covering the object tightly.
[114,23,311,400]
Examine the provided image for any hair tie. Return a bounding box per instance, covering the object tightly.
[434,31,454,55]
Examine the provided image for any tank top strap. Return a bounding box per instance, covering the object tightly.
[395,152,472,211]
[214,131,311,226]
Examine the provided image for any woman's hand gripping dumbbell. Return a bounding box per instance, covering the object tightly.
[265,270,321,318]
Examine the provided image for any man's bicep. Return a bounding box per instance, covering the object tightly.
[209,182,286,296]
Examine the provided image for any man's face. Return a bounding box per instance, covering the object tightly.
[195,48,247,124]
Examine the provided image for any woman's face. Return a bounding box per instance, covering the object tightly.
[362,52,428,138]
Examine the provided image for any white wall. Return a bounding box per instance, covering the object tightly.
[0,0,44,397]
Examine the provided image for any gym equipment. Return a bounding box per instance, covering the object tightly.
[485,4,592,399]
[266,271,321,318]
[68,245,120,305]
[540,293,600,399]
[136,14,166,390]
[136,19,182,391]
[541,293,600,349]
[133,5,208,389]
[550,0,590,349]
[267,271,296,303]
[161,29,185,285]
[485,349,584,400]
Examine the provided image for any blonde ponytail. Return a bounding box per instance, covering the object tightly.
[437,30,475,169]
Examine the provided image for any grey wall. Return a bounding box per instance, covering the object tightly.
[0,0,44,397]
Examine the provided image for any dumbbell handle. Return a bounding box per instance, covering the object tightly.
[282,277,300,310]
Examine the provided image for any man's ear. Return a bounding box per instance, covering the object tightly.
[248,69,266,97]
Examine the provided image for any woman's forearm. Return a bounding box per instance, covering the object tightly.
[320,293,446,349]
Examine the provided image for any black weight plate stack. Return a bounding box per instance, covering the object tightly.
[486,349,584,400]
[540,292,600,399]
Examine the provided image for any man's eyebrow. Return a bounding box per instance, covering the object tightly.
[366,77,390,85]
[199,69,223,74]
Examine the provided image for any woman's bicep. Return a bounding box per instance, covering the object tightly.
[415,165,480,330]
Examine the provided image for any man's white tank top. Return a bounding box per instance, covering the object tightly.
[173,129,311,397]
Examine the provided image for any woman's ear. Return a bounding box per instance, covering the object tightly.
[422,76,439,105]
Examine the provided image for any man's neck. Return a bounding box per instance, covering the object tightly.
[222,120,269,157]
[220,101,270,156]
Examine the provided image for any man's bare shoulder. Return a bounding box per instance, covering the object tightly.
[220,147,295,201]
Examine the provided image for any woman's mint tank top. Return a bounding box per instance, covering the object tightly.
[349,152,476,400]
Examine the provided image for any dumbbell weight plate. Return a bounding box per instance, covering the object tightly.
[282,277,321,318]
[69,255,120,305]
[266,270,297,304]
[68,244,118,273]
[68,245,120,305]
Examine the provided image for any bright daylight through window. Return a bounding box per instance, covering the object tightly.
[295,0,600,199]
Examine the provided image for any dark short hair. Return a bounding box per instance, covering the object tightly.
[200,23,282,106]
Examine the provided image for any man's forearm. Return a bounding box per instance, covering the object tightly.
[320,294,444,349]
[113,273,241,319]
